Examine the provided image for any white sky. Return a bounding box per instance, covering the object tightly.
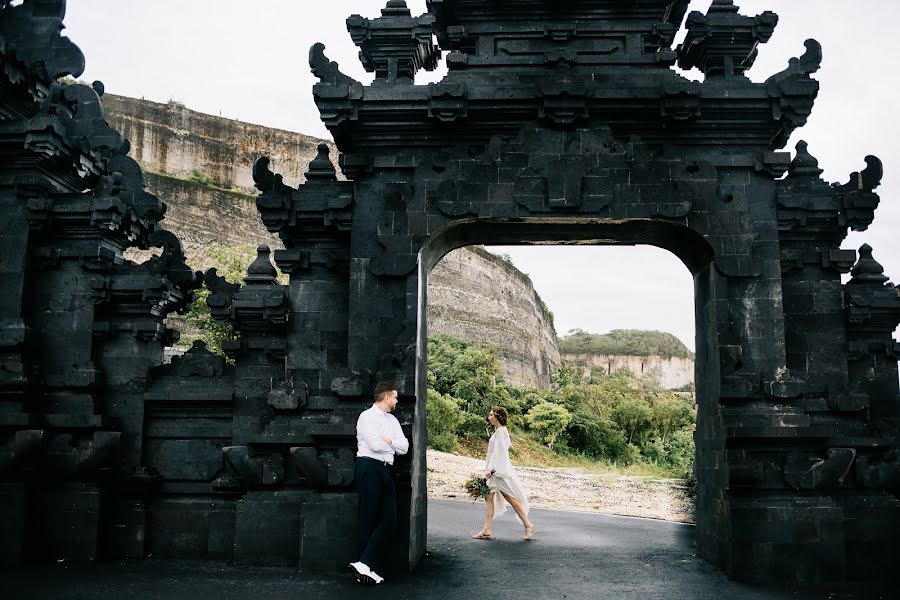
[64,1,899,351]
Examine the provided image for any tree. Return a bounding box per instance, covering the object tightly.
[611,396,653,446]
[558,329,694,359]
[651,394,695,445]
[427,335,503,415]
[426,389,463,452]
[552,363,583,388]
[525,401,572,448]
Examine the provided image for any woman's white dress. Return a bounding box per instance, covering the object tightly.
[484,426,530,522]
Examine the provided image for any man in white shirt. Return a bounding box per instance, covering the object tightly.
[349,382,409,585]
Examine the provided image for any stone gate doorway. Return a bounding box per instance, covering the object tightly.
[414,220,715,567]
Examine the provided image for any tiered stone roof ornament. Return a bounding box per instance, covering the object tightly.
[677,0,778,79]
[347,0,439,84]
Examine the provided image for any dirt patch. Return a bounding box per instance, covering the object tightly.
[426,449,695,523]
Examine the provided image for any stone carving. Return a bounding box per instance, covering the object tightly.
[170,340,226,378]
[290,446,354,488]
[308,43,362,134]
[213,446,284,491]
[267,379,308,410]
[785,448,856,490]
[428,82,467,122]
[765,39,822,146]
[0,430,44,474]
[856,450,900,489]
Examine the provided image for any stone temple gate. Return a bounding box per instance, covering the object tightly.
[1,0,898,588]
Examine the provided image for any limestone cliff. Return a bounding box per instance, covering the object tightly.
[428,247,560,388]
[561,353,694,390]
[105,94,560,388]
[103,93,331,192]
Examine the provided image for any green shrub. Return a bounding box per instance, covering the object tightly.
[525,401,572,448]
[428,335,503,415]
[552,363,583,388]
[565,407,629,461]
[188,168,215,186]
[426,390,462,438]
[664,428,695,475]
[611,395,653,446]
[428,432,458,453]
[181,285,235,355]
[458,411,490,439]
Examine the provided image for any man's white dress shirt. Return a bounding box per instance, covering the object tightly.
[356,404,409,465]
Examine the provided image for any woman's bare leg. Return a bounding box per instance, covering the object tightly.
[472,491,496,538]
[500,491,535,537]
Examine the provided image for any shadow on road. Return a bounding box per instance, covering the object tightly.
[0,500,888,600]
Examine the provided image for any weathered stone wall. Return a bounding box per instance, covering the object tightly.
[107,96,559,389]
[561,352,694,390]
[429,246,559,388]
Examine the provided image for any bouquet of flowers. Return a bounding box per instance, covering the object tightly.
[464,472,492,501]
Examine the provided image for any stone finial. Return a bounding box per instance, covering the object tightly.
[244,245,278,285]
[849,244,889,285]
[305,143,337,181]
[382,0,412,16]
[787,141,823,178]
[709,0,739,14]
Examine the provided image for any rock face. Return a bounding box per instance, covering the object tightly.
[428,247,560,388]
[140,172,282,268]
[561,353,694,390]
[105,95,560,388]
[103,94,330,192]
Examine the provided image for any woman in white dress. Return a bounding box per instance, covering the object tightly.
[471,406,536,540]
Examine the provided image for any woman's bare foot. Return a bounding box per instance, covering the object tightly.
[471,530,493,539]
[522,524,536,540]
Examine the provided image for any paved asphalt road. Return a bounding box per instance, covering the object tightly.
[0,499,888,599]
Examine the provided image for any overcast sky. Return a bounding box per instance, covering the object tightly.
[63,1,899,351]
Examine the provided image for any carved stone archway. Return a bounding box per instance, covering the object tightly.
[1,0,897,588]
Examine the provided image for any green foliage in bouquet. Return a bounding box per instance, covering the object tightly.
[464,474,492,501]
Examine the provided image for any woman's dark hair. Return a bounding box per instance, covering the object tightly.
[490,406,508,427]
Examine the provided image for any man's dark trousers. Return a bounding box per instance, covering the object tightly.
[354,456,397,569]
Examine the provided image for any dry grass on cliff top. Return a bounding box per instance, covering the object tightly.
[453,429,685,479]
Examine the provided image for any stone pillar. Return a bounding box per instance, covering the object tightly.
[207,245,293,564]
[845,245,900,420]
[254,148,364,569]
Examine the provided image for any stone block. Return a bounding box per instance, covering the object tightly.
[0,483,25,566]
[31,483,101,562]
[146,498,235,560]
[234,491,305,566]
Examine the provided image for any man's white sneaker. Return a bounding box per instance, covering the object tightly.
[349,562,369,582]
[367,568,385,584]
[349,561,383,585]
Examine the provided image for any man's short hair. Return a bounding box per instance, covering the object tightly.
[374,382,398,402]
